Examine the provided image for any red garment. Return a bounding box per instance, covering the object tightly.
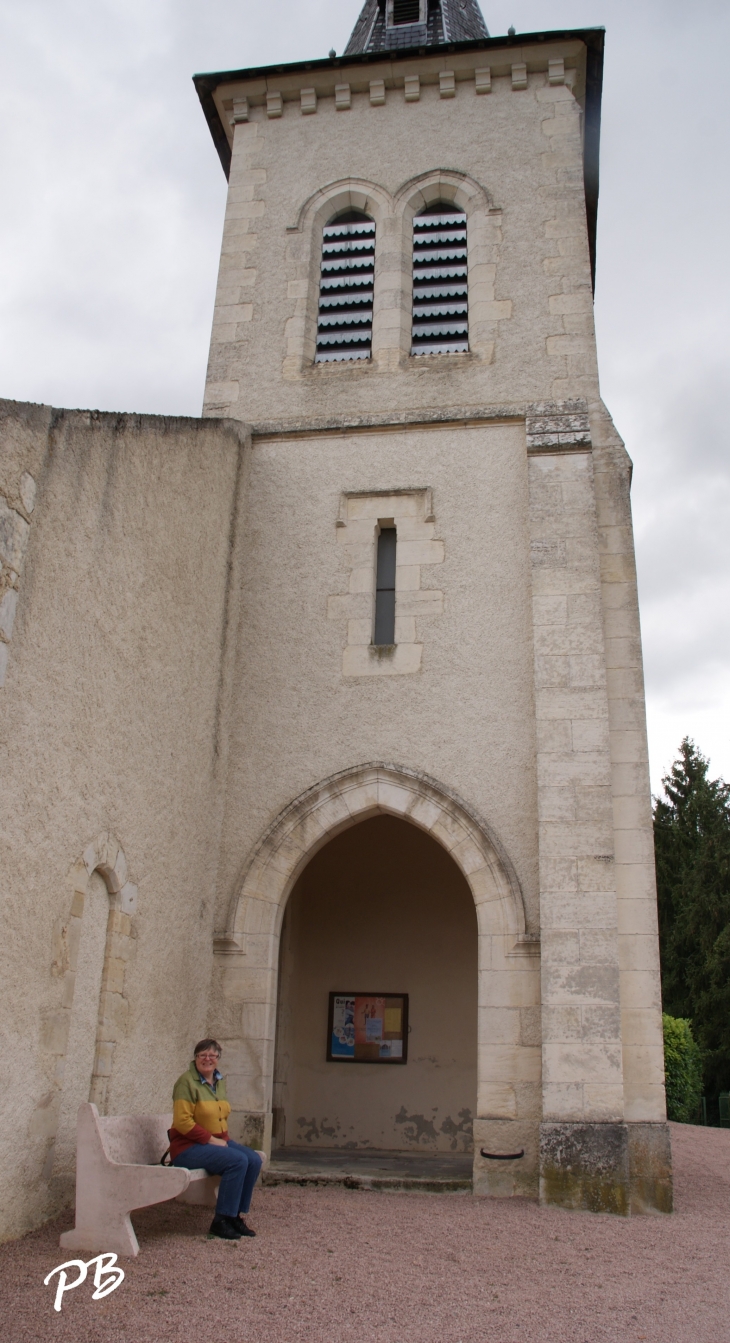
[168,1125,229,1161]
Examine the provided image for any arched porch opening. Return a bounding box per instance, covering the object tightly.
[213,764,541,1195]
[273,814,477,1154]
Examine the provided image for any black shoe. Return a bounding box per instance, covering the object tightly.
[235,1216,256,1237]
[208,1215,241,1241]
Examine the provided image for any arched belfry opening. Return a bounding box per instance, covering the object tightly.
[411,201,468,356]
[272,815,477,1155]
[315,209,375,363]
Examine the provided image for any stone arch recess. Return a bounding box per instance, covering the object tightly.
[393,167,493,217]
[50,834,137,1134]
[290,176,394,237]
[214,765,538,1151]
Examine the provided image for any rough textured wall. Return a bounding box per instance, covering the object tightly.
[0,401,246,1240]
[275,816,478,1152]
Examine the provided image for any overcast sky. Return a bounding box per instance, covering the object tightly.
[1,0,728,794]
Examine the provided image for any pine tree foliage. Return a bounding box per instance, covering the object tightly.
[654,739,730,1098]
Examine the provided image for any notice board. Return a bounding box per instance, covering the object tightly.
[327,992,408,1063]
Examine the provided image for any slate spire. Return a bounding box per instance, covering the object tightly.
[344,0,489,55]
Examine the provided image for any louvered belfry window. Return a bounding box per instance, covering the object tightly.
[315,210,375,363]
[392,0,421,22]
[411,203,469,356]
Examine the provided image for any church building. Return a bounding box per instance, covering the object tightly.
[0,3,672,1243]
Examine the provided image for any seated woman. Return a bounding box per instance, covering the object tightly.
[170,1038,263,1241]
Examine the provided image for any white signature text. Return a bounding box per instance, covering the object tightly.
[44,1253,125,1312]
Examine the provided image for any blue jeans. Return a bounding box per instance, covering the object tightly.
[173,1140,262,1218]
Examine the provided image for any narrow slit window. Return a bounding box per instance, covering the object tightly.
[411,202,468,356]
[374,526,397,646]
[315,210,375,363]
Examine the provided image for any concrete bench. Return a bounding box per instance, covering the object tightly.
[59,1102,265,1257]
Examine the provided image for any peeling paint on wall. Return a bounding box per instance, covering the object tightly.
[394,1106,439,1145]
[296,1115,341,1143]
[294,1106,475,1152]
[439,1109,474,1152]
[394,1106,474,1151]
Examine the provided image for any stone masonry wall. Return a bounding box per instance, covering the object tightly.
[526,404,624,1127]
[590,405,667,1127]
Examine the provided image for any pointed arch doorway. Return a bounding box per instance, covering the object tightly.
[213,764,540,1192]
[273,813,477,1155]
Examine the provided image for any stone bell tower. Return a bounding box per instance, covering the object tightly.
[191,5,672,1213]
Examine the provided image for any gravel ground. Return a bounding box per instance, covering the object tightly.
[1,1122,728,1343]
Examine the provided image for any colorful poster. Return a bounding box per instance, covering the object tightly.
[328,993,408,1063]
[330,994,355,1058]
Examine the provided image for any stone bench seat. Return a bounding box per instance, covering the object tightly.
[59,1102,266,1257]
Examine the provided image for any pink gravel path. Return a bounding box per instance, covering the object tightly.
[1,1123,728,1343]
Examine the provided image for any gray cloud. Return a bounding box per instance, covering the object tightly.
[1,0,728,789]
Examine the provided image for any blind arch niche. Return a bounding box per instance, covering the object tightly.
[315,209,375,363]
[411,201,468,356]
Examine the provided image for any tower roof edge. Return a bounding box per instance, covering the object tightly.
[193,26,605,287]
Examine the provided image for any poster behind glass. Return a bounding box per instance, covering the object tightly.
[327,992,408,1063]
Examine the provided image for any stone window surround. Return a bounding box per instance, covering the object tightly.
[282,169,510,379]
[328,488,444,677]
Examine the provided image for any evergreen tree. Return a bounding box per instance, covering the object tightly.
[662,1014,703,1123]
[654,739,730,1099]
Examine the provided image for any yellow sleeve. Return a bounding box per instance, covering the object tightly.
[172,1098,198,1135]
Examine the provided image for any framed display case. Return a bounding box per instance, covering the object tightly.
[327,992,408,1064]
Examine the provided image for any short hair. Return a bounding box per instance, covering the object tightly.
[193,1038,222,1057]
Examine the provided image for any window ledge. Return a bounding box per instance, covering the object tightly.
[299,348,485,379]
